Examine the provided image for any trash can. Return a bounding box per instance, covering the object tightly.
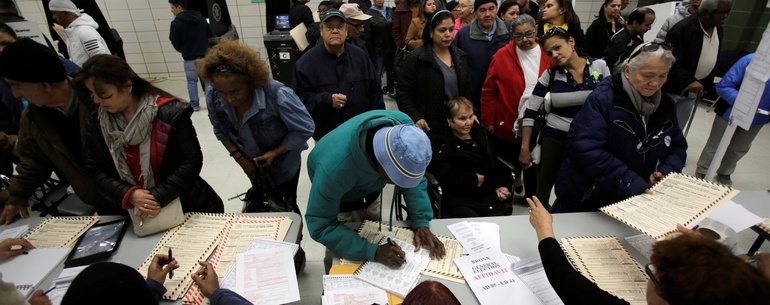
[263,31,296,86]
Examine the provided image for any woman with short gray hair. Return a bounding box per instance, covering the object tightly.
[551,42,687,213]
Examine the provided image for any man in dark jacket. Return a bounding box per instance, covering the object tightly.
[169,0,213,112]
[604,7,655,70]
[0,39,124,225]
[453,0,511,118]
[289,0,314,29]
[305,1,332,47]
[664,0,731,128]
[292,9,385,141]
[367,0,396,96]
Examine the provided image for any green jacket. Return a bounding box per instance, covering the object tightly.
[306,110,433,261]
[8,90,123,215]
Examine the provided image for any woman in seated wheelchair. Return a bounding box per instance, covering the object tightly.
[428,97,513,218]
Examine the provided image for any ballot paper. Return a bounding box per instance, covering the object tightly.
[512,257,564,305]
[235,247,300,304]
[322,275,388,305]
[448,221,500,254]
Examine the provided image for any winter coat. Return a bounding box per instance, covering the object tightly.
[396,44,469,135]
[169,10,214,60]
[655,0,693,43]
[64,13,110,66]
[585,17,624,59]
[392,0,415,49]
[663,13,724,95]
[366,6,396,55]
[553,75,687,212]
[715,53,770,126]
[85,97,224,214]
[453,18,512,109]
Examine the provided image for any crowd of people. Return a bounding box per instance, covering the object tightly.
[1,0,769,303]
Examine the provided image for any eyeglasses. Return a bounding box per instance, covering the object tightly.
[627,42,672,62]
[349,22,365,30]
[645,263,660,289]
[323,24,347,32]
[543,26,568,39]
[636,121,673,154]
[512,30,536,41]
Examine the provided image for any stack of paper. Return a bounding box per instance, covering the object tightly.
[235,247,300,304]
[447,221,501,254]
[0,225,29,240]
[46,265,89,305]
[353,237,431,298]
[0,248,71,297]
[455,250,544,305]
[322,275,388,305]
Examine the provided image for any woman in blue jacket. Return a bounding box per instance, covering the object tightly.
[551,42,687,213]
[695,53,769,186]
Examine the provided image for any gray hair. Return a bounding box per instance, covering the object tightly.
[511,14,536,32]
[620,43,676,73]
[699,0,732,14]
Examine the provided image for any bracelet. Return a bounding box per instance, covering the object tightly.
[229,149,241,156]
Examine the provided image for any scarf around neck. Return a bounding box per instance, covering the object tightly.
[622,74,660,120]
[100,94,159,189]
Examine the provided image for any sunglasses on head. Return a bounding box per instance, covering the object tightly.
[543,26,568,38]
[627,42,672,62]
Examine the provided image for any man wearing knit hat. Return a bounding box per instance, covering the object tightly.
[306,110,446,272]
[49,0,110,65]
[453,0,511,118]
[0,38,123,225]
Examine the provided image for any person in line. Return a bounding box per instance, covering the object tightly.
[402,280,461,305]
[654,0,700,43]
[453,0,474,36]
[0,39,123,225]
[0,238,51,305]
[552,42,686,213]
[77,55,224,220]
[306,110,446,272]
[517,0,540,21]
[695,53,769,186]
[393,0,420,50]
[292,9,384,142]
[199,39,314,214]
[339,3,372,52]
[446,0,459,19]
[537,0,586,56]
[404,0,437,50]
[397,10,469,135]
[526,195,770,304]
[519,28,610,208]
[604,7,655,70]
[585,0,624,59]
[305,1,332,47]
[664,0,731,129]
[48,0,110,66]
[429,97,512,217]
[498,0,521,24]
[289,0,314,29]
[453,0,512,116]
[168,0,213,112]
[366,0,397,97]
[481,14,551,199]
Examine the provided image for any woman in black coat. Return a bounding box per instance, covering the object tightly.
[77,55,223,219]
[428,97,513,218]
[397,10,469,136]
[585,0,624,59]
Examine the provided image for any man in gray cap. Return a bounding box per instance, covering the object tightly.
[306,110,445,272]
[0,38,123,225]
[48,0,110,65]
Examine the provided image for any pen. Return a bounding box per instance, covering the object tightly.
[43,286,56,296]
[692,225,699,231]
[168,248,174,279]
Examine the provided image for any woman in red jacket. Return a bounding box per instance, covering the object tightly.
[480,14,551,198]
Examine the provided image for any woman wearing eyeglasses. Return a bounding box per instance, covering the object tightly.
[481,14,551,199]
[198,39,314,215]
[519,27,610,208]
[538,0,587,56]
[551,42,687,213]
[404,0,438,50]
[397,10,469,136]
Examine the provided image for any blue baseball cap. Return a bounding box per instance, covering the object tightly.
[373,125,431,188]
[321,8,347,23]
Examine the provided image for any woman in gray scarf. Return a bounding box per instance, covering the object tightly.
[550,42,687,213]
[77,55,223,220]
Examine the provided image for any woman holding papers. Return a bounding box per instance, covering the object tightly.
[526,196,770,305]
[428,97,513,217]
[77,55,224,217]
[551,42,686,213]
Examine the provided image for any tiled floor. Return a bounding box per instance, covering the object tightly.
[153,78,770,304]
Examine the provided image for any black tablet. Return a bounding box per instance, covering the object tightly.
[64,219,128,267]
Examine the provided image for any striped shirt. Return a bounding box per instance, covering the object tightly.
[523,58,611,139]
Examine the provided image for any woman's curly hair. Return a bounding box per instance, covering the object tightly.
[196,39,271,89]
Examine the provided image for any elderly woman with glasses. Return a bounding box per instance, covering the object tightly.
[481,14,551,199]
[526,196,770,304]
[551,42,687,213]
[519,27,610,208]
[198,39,314,214]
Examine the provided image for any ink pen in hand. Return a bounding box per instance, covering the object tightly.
[43,286,56,296]
[168,248,174,279]
[388,237,402,258]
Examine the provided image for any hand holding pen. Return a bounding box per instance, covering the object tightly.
[374,237,406,268]
[147,252,179,285]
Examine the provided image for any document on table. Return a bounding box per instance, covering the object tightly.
[561,236,647,305]
[512,256,564,305]
[707,200,763,232]
[25,216,99,248]
[0,225,28,240]
[235,247,300,304]
[47,265,89,305]
[448,221,499,254]
[624,234,656,260]
[600,173,737,239]
[455,250,542,305]
[0,247,70,297]
[353,236,431,298]
[220,237,299,291]
[322,287,389,305]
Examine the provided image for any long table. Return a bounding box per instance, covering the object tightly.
[12,212,302,304]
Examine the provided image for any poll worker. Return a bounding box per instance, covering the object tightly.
[306,110,446,272]
[0,238,52,305]
[526,196,770,304]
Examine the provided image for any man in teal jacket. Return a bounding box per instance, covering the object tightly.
[306,110,445,271]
